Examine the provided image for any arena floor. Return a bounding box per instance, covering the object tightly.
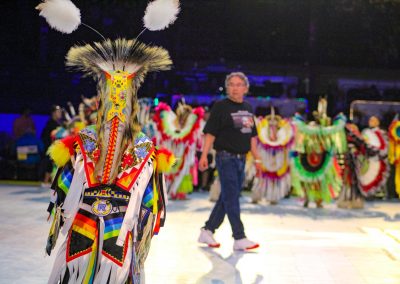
[1,185,399,284]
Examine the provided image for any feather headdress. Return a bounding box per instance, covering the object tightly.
[66,38,172,183]
[37,0,178,184]
[66,38,172,86]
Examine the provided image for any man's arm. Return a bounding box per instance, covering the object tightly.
[199,133,215,171]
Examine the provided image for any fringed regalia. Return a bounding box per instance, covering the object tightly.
[251,111,295,203]
[389,118,400,197]
[45,38,172,284]
[358,126,389,197]
[47,130,166,284]
[336,124,377,209]
[291,101,347,207]
[153,102,204,199]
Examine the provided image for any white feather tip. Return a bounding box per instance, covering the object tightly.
[143,0,180,31]
[36,0,81,34]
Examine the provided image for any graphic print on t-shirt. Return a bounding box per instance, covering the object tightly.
[231,110,254,133]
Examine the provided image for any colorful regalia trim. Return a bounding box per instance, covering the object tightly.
[76,126,155,191]
[102,216,129,266]
[142,182,155,208]
[67,212,97,262]
[102,117,120,183]
[57,166,73,195]
[389,119,400,196]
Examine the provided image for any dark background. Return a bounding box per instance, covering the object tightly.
[2,0,400,115]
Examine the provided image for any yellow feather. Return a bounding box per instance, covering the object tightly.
[47,140,72,168]
[156,149,176,173]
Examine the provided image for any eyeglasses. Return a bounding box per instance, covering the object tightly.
[227,83,246,88]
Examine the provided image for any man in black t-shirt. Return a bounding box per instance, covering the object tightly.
[198,72,261,251]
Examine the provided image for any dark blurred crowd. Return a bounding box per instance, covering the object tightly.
[0,106,62,183]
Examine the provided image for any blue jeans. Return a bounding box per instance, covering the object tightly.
[204,152,246,240]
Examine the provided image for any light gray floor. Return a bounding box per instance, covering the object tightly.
[0,185,400,284]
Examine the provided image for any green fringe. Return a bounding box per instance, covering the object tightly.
[291,152,342,203]
[293,114,347,154]
[292,152,333,180]
[161,113,197,140]
[177,175,193,194]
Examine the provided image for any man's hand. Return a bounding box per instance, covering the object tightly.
[199,155,209,171]
[199,134,215,171]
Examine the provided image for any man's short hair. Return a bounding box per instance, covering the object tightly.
[225,72,250,88]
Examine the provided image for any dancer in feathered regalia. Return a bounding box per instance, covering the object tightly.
[251,107,295,204]
[291,98,347,208]
[337,123,382,209]
[358,116,389,197]
[154,101,204,199]
[389,115,400,197]
[37,0,180,283]
[336,123,364,209]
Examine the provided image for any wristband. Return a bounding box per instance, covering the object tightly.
[254,159,262,164]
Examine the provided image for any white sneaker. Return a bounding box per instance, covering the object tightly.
[233,238,259,251]
[198,228,220,248]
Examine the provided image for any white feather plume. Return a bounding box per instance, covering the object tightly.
[36,0,81,34]
[143,0,180,31]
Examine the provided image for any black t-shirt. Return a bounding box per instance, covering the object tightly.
[203,98,257,154]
